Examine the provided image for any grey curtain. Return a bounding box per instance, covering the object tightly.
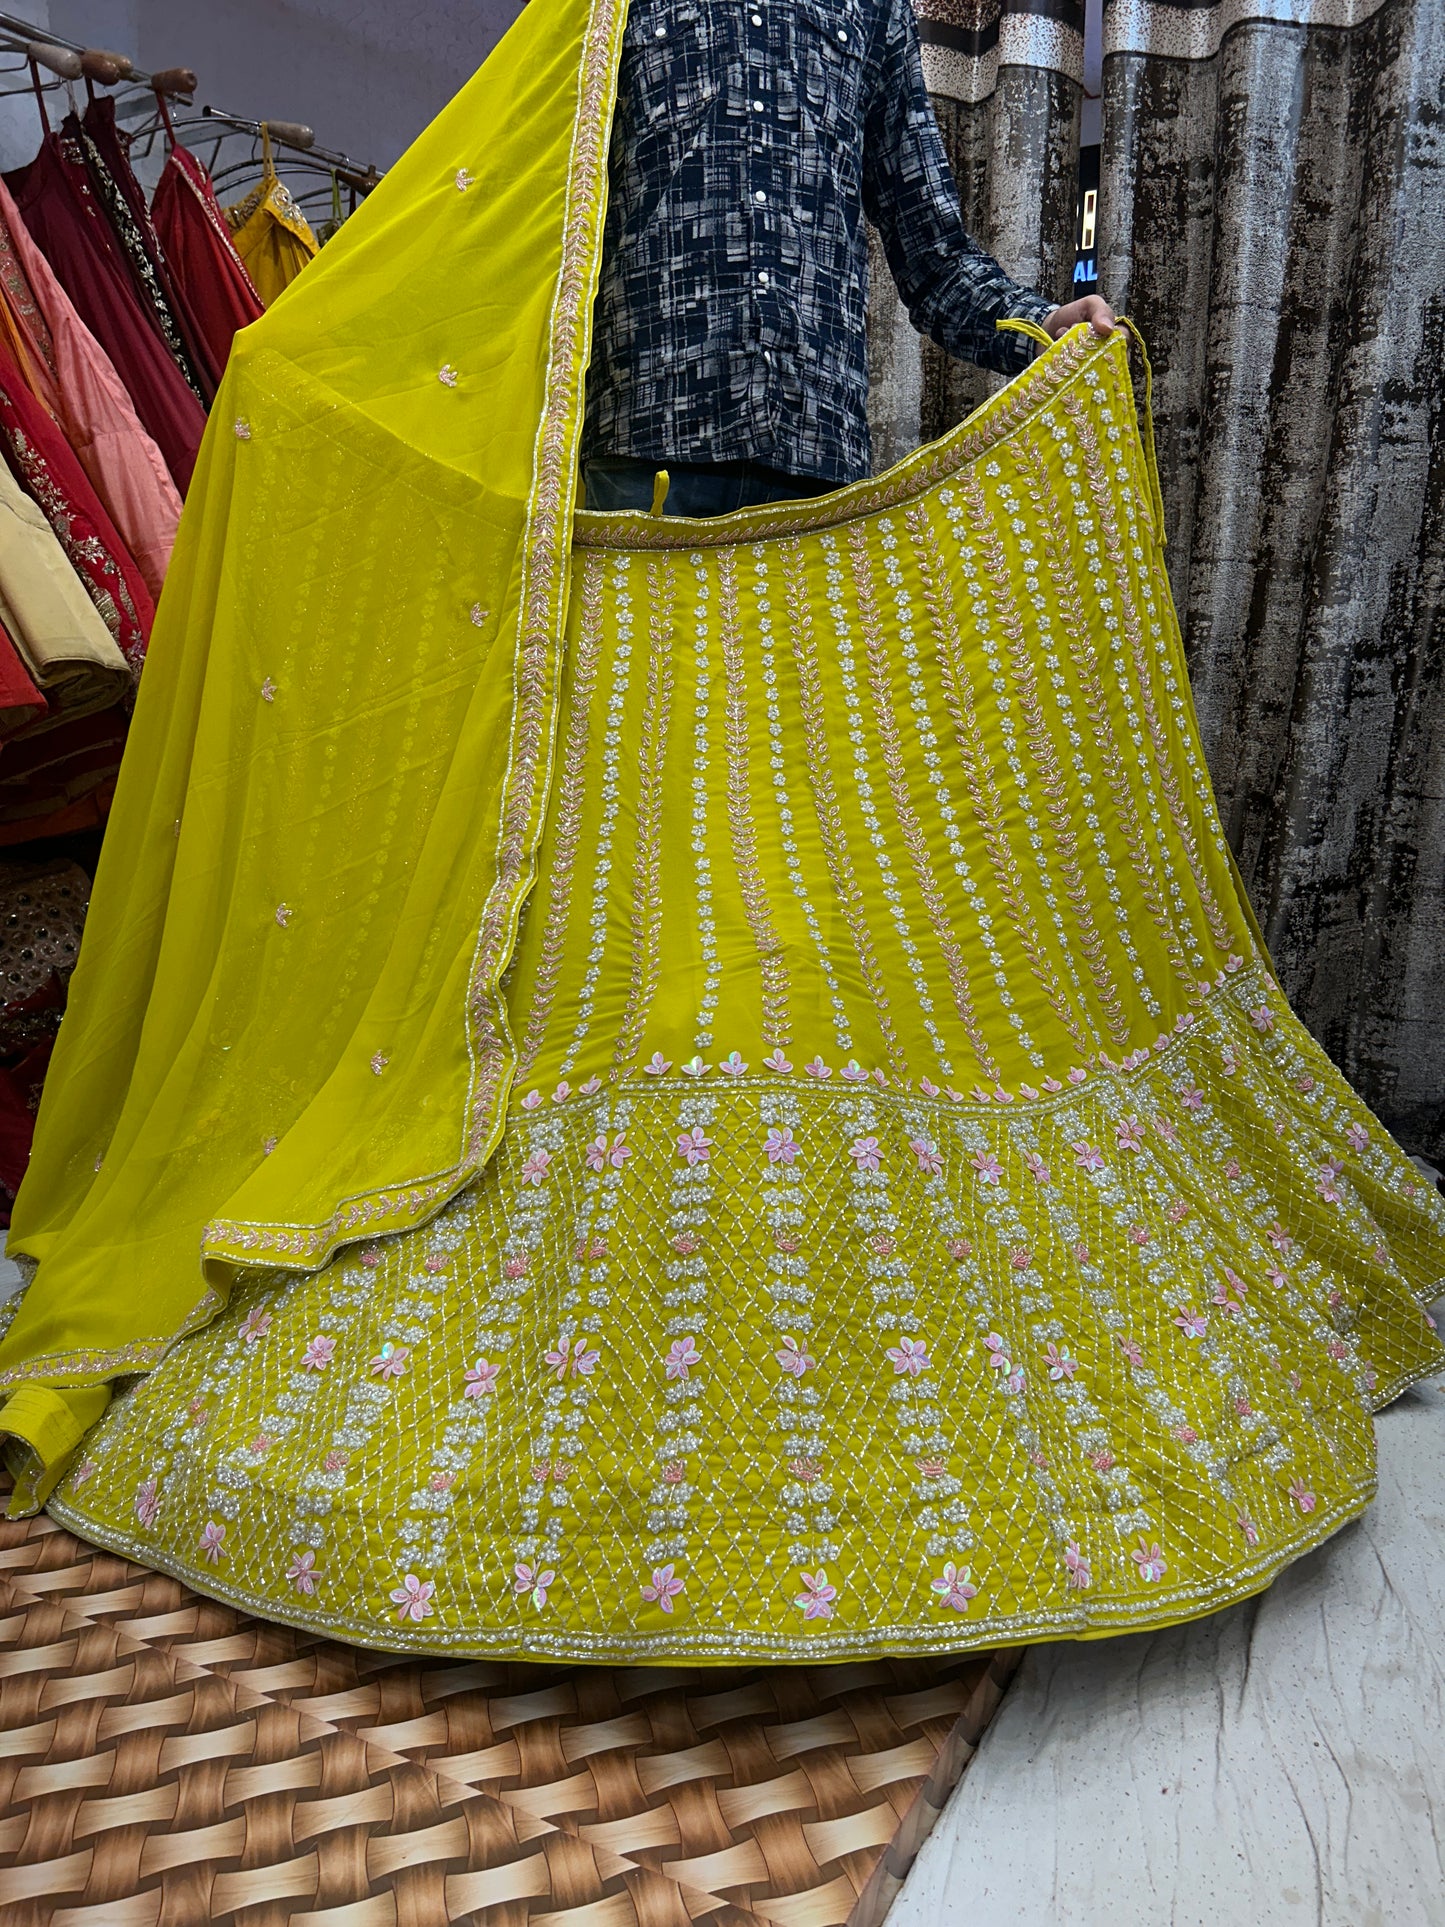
[1098,0,1445,1158]
[868,1,1085,464]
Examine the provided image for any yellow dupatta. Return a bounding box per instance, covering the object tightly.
[0,0,630,1504]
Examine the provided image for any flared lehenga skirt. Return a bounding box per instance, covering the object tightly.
[47,331,1445,1661]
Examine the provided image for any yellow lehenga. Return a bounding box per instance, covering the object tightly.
[0,0,1440,1662]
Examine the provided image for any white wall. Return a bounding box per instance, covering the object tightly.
[1,1,523,201]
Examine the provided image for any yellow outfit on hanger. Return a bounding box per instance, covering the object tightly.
[224,127,318,306]
[0,0,1440,1664]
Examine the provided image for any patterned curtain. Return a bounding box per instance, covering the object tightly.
[1098,0,1445,1158]
[868,0,1085,466]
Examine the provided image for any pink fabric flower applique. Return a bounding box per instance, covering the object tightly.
[391,1573,436,1621]
[1116,1115,1145,1152]
[641,1563,685,1612]
[1237,1512,1260,1547]
[1023,1151,1052,1183]
[463,1357,500,1399]
[301,1335,336,1371]
[664,1336,701,1381]
[545,1335,600,1380]
[909,1136,943,1175]
[199,1521,226,1565]
[1072,1141,1105,1171]
[1064,1542,1091,1589]
[1345,1123,1370,1153]
[239,1306,272,1345]
[1288,1479,1317,1513]
[1131,1538,1167,1583]
[795,1569,838,1620]
[514,1562,555,1608]
[1177,1084,1205,1111]
[886,1335,931,1377]
[1043,1343,1078,1382]
[1117,1336,1144,1367]
[765,1125,800,1165]
[971,1149,1004,1184]
[849,1135,882,1171]
[1174,1310,1208,1339]
[930,1562,978,1610]
[135,1477,161,1528]
[764,1049,793,1073]
[521,1148,552,1185]
[676,1125,712,1165]
[370,1341,410,1380]
[287,1549,321,1594]
[776,1335,817,1378]
[586,1132,632,1172]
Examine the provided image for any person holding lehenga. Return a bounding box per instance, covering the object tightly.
[0,0,1439,1663]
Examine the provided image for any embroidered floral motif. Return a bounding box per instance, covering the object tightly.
[438,364,459,387]
[765,1125,800,1165]
[233,417,252,440]
[1116,1115,1144,1151]
[1024,1151,1052,1183]
[239,1307,272,1346]
[274,904,292,928]
[1249,1007,1275,1032]
[391,1573,436,1621]
[641,1563,685,1612]
[1072,1141,1105,1171]
[664,1336,701,1381]
[370,1053,389,1075]
[260,677,276,702]
[804,1056,831,1079]
[463,1357,500,1398]
[886,1335,931,1377]
[719,1051,747,1077]
[370,1342,410,1380]
[930,1561,978,1610]
[945,1238,974,1260]
[455,168,474,191]
[1131,1538,1167,1582]
[849,1135,882,1171]
[135,1477,160,1528]
[764,1050,793,1072]
[514,1562,555,1608]
[1064,1542,1091,1589]
[1178,1085,1205,1110]
[469,601,488,626]
[1237,1512,1260,1547]
[677,1125,713,1165]
[909,1136,942,1175]
[521,1149,552,1185]
[286,1549,321,1594]
[776,1335,816,1377]
[983,1333,1024,1393]
[1043,1343,1078,1381]
[644,1052,672,1074]
[1288,1479,1316,1513]
[502,1254,529,1279]
[1117,1336,1144,1367]
[1346,1123,1370,1153]
[586,1132,631,1171]
[545,1335,600,1380]
[200,1521,226,1564]
[971,1150,1004,1184]
[795,1569,837,1619]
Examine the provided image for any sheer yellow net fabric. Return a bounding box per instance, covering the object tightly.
[0,0,631,1503]
[28,323,1445,1662]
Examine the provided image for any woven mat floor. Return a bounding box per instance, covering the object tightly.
[0,1507,1019,1927]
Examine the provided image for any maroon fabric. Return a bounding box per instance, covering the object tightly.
[0,335,154,672]
[151,144,264,379]
[0,617,45,736]
[79,96,220,402]
[5,131,204,490]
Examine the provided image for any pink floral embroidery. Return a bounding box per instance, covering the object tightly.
[644,1052,672,1075]
[579,1076,603,1095]
[776,1335,817,1377]
[1268,1222,1293,1253]
[983,1333,1024,1392]
[429,1473,454,1493]
[1224,1158,1242,1181]
[1072,1141,1106,1172]
[909,1136,943,1175]
[662,1459,687,1484]
[915,1456,947,1479]
[971,1150,1004,1184]
[287,1550,321,1594]
[1371,1243,1389,1265]
[1172,1424,1199,1444]
[370,1342,410,1381]
[672,1231,701,1256]
[72,1458,97,1489]
[763,1049,793,1072]
[1249,1006,1275,1032]
[719,1051,748,1077]
[425,1253,448,1275]
[795,1569,837,1619]
[502,1254,530,1280]
[1024,1151,1052,1183]
[200,1522,226,1565]
[1043,1343,1078,1382]
[886,1335,931,1377]
[1067,1066,1088,1085]
[945,1238,974,1261]
[1042,1076,1064,1092]
[302,1335,336,1371]
[1317,1174,1342,1204]
[1237,1512,1260,1547]
[359,1247,383,1270]
[775,1230,802,1253]
[1288,1479,1316,1514]
[1010,1245,1033,1271]
[545,1335,600,1380]
[514,1563,555,1608]
[765,1126,800,1165]
[521,1090,542,1111]
[248,1433,273,1456]
[1210,1284,1243,1317]
[239,1307,272,1345]
[804,1056,831,1079]
[664,1336,701,1381]
[840,1059,869,1083]
[1088,1447,1115,1471]
[464,1357,500,1399]
[1153,1114,1179,1144]
[391,1573,436,1621]
[521,1149,552,1185]
[1174,1310,1208,1339]
[1166,1200,1189,1223]
[641,1563,685,1612]
[1235,1396,1254,1417]
[1073,1240,1091,1264]
[323,1449,349,1473]
[1064,1542,1091,1589]
[1118,1336,1144,1367]
[586,1132,631,1172]
[1178,1085,1205,1111]
[677,1125,713,1165]
[552,1081,571,1103]
[1132,1538,1167,1583]
[135,1477,161,1528]
[1345,1123,1370,1153]
[849,1135,882,1171]
[930,1562,978,1610]
[1116,1115,1144,1152]
[1129,1225,1151,1246]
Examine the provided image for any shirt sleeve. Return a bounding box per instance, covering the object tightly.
[861,0,1057,376]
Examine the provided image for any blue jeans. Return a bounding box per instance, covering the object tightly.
[583,455,835,518]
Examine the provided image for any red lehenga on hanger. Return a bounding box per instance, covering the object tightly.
[5,114,204,489]
[151,139,263,379]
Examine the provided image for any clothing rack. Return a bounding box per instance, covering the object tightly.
[0,9,383,195]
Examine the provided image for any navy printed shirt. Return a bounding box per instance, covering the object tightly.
[583,0,1057,484]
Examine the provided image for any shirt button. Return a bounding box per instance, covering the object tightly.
[757,270,769,286]
[752,99,764,112]
[751,10,762,21]
[754,188,766,203]
[837,27,849,41]
[654,24,667,36]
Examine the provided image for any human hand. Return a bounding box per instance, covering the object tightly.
[1044,295,1116,339]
